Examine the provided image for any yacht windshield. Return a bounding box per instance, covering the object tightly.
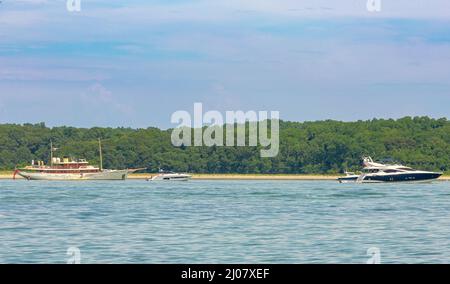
[364,169,379,173]
[398,167,415,171]
[384,169,400,173]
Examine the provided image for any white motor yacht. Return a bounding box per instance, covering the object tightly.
[338,157,442,183]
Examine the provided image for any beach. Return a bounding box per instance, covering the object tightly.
[131,173,341,180]
[2,172,449,181]
[0,172,342,180]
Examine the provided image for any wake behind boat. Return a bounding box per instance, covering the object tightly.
[338,157,442,183]
[13,140,138,181]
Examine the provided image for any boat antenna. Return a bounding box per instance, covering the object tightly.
[98,138,103,171]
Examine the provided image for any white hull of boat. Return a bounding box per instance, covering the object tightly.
[149,174,192,181]
[17,169,130,180]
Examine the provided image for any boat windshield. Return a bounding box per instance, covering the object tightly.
[383,169,400,173]
[363,168,380,173]
[397,167,415,171]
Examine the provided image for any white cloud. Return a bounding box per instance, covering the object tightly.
[0,66,108,81]
[1,0,449,32]
[88,0,450,22]
[0,101,4,119]
[82,83,133,115]
[0,0,449,126]
[222,0,450,19]
[0,10,46,27]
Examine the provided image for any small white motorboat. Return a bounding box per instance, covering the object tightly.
[337,171,360,183]
[147,170,192,181]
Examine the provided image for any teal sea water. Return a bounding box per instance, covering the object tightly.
[1,180,450,264]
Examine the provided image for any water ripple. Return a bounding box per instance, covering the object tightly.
[0,180,449,263]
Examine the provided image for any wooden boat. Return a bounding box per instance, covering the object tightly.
[14,139,139,180]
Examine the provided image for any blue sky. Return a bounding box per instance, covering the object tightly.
[1,0,450,128]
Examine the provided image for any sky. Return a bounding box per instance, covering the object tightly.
[0,0,450,128]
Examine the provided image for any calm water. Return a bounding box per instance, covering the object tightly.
[1,180,450,263]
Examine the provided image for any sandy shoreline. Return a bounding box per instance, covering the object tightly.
[0,173,340,180]
[2,173,449,181]
[131,173,341,180]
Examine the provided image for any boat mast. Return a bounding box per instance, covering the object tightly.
[98,138,103,171]
[50,141,53,166]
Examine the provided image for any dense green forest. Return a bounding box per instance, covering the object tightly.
[0,117,449,174]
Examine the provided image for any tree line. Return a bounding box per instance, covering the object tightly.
[0,116,449,174]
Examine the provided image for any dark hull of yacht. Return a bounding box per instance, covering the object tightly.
[362,172,442,183]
